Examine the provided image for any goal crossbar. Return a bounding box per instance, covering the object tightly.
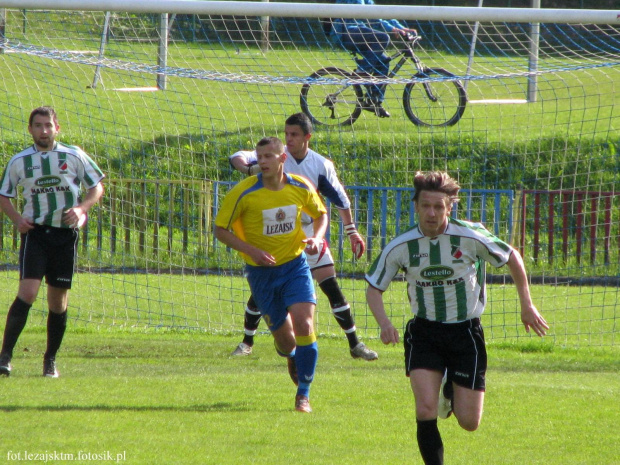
[0,1,619,25]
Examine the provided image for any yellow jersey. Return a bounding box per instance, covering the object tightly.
[215,173,327,266]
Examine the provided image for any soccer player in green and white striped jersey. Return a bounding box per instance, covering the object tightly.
[366,171,548,465]
[0,106,105,378]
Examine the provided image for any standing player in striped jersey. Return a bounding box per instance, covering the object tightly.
[215,136,327,413]
[228,112,377,361]
[365,171,548,465]
[0,106,105,378]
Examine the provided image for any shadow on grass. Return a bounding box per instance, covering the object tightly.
[0,402,249,413]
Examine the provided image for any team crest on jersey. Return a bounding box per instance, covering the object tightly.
[451,245,463,260]
[58,160,68,172]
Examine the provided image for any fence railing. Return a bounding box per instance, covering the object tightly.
[2,182,618,270]
[0,178,213,259]
[213,182,515,261]
[518,190,620,266]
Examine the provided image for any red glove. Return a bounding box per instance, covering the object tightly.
[344,223,365,259]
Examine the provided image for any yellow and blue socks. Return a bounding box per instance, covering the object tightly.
[294,333,318,398]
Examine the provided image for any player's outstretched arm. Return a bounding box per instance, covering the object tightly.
[506,250,549,337]
[366,285,399,345]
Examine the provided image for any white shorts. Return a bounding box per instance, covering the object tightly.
[307,238,335,270]
[302,221,334,270]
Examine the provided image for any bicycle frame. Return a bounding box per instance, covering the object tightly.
[352,36,439,103]
[385,36,425,78]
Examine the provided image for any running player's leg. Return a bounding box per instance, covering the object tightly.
[281,255,317,412]
[410,369,445,465]
[288,301,317,413]
[449,319,487,431]
[310,245,377,360]
[232,295,262,355]
[404,317,446,465]
[452,387,484,432]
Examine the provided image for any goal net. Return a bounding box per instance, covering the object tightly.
[0,1,618,346]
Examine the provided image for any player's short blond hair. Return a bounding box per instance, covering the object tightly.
[256,136,284,154]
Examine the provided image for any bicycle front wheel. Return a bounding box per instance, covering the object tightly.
[300,67,363,127]
[403,68,467,127]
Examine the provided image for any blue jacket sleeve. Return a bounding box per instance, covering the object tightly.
[334,0,406,34]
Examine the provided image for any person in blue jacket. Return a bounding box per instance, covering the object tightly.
[331,0,417,117]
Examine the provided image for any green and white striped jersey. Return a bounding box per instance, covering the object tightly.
[366,217,513,322]
[0,142,105,228]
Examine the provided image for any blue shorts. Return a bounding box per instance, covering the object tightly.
[245,253,316,332]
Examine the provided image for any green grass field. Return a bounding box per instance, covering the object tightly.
[1,329,618,465]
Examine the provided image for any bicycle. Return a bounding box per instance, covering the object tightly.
[300,34,467,127]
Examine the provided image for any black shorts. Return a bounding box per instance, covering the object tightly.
[19,224,79,289]
[404,316,487,391]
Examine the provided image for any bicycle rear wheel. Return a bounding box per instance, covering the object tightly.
[403,68,467,127]
[300,67,363,127]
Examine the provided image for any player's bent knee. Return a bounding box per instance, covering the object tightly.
[454,412,482,431]
[458,418,480,432]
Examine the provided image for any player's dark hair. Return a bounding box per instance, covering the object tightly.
[256,136,284,153]
[285,112,313,135]
[412,171,460,204]
[29,106,58,127]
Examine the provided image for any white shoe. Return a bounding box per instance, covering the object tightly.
[438,371,453,419]
[231,342,252,356]
[350,342,378,361]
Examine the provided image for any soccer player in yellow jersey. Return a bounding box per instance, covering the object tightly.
[215,136,328,413]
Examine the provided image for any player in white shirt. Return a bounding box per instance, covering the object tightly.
[0,107,105,378]
[228,113,377,361]
[365,171,548,465]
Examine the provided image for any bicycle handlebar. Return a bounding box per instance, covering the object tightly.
[403,33,421,44]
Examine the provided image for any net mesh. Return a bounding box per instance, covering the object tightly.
[0,5,618,346]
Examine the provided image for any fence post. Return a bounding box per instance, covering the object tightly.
[153,181,160,257]
[533,192,541,263]
[562,192,569,261]
[0,9,6,55]
[603,196,611,266]
[110,181,117,254]
[589,195,597,265]
[575,192,583,264]
[547,192,554,264]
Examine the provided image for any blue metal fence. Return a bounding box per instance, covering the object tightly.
[213,182,515,261]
